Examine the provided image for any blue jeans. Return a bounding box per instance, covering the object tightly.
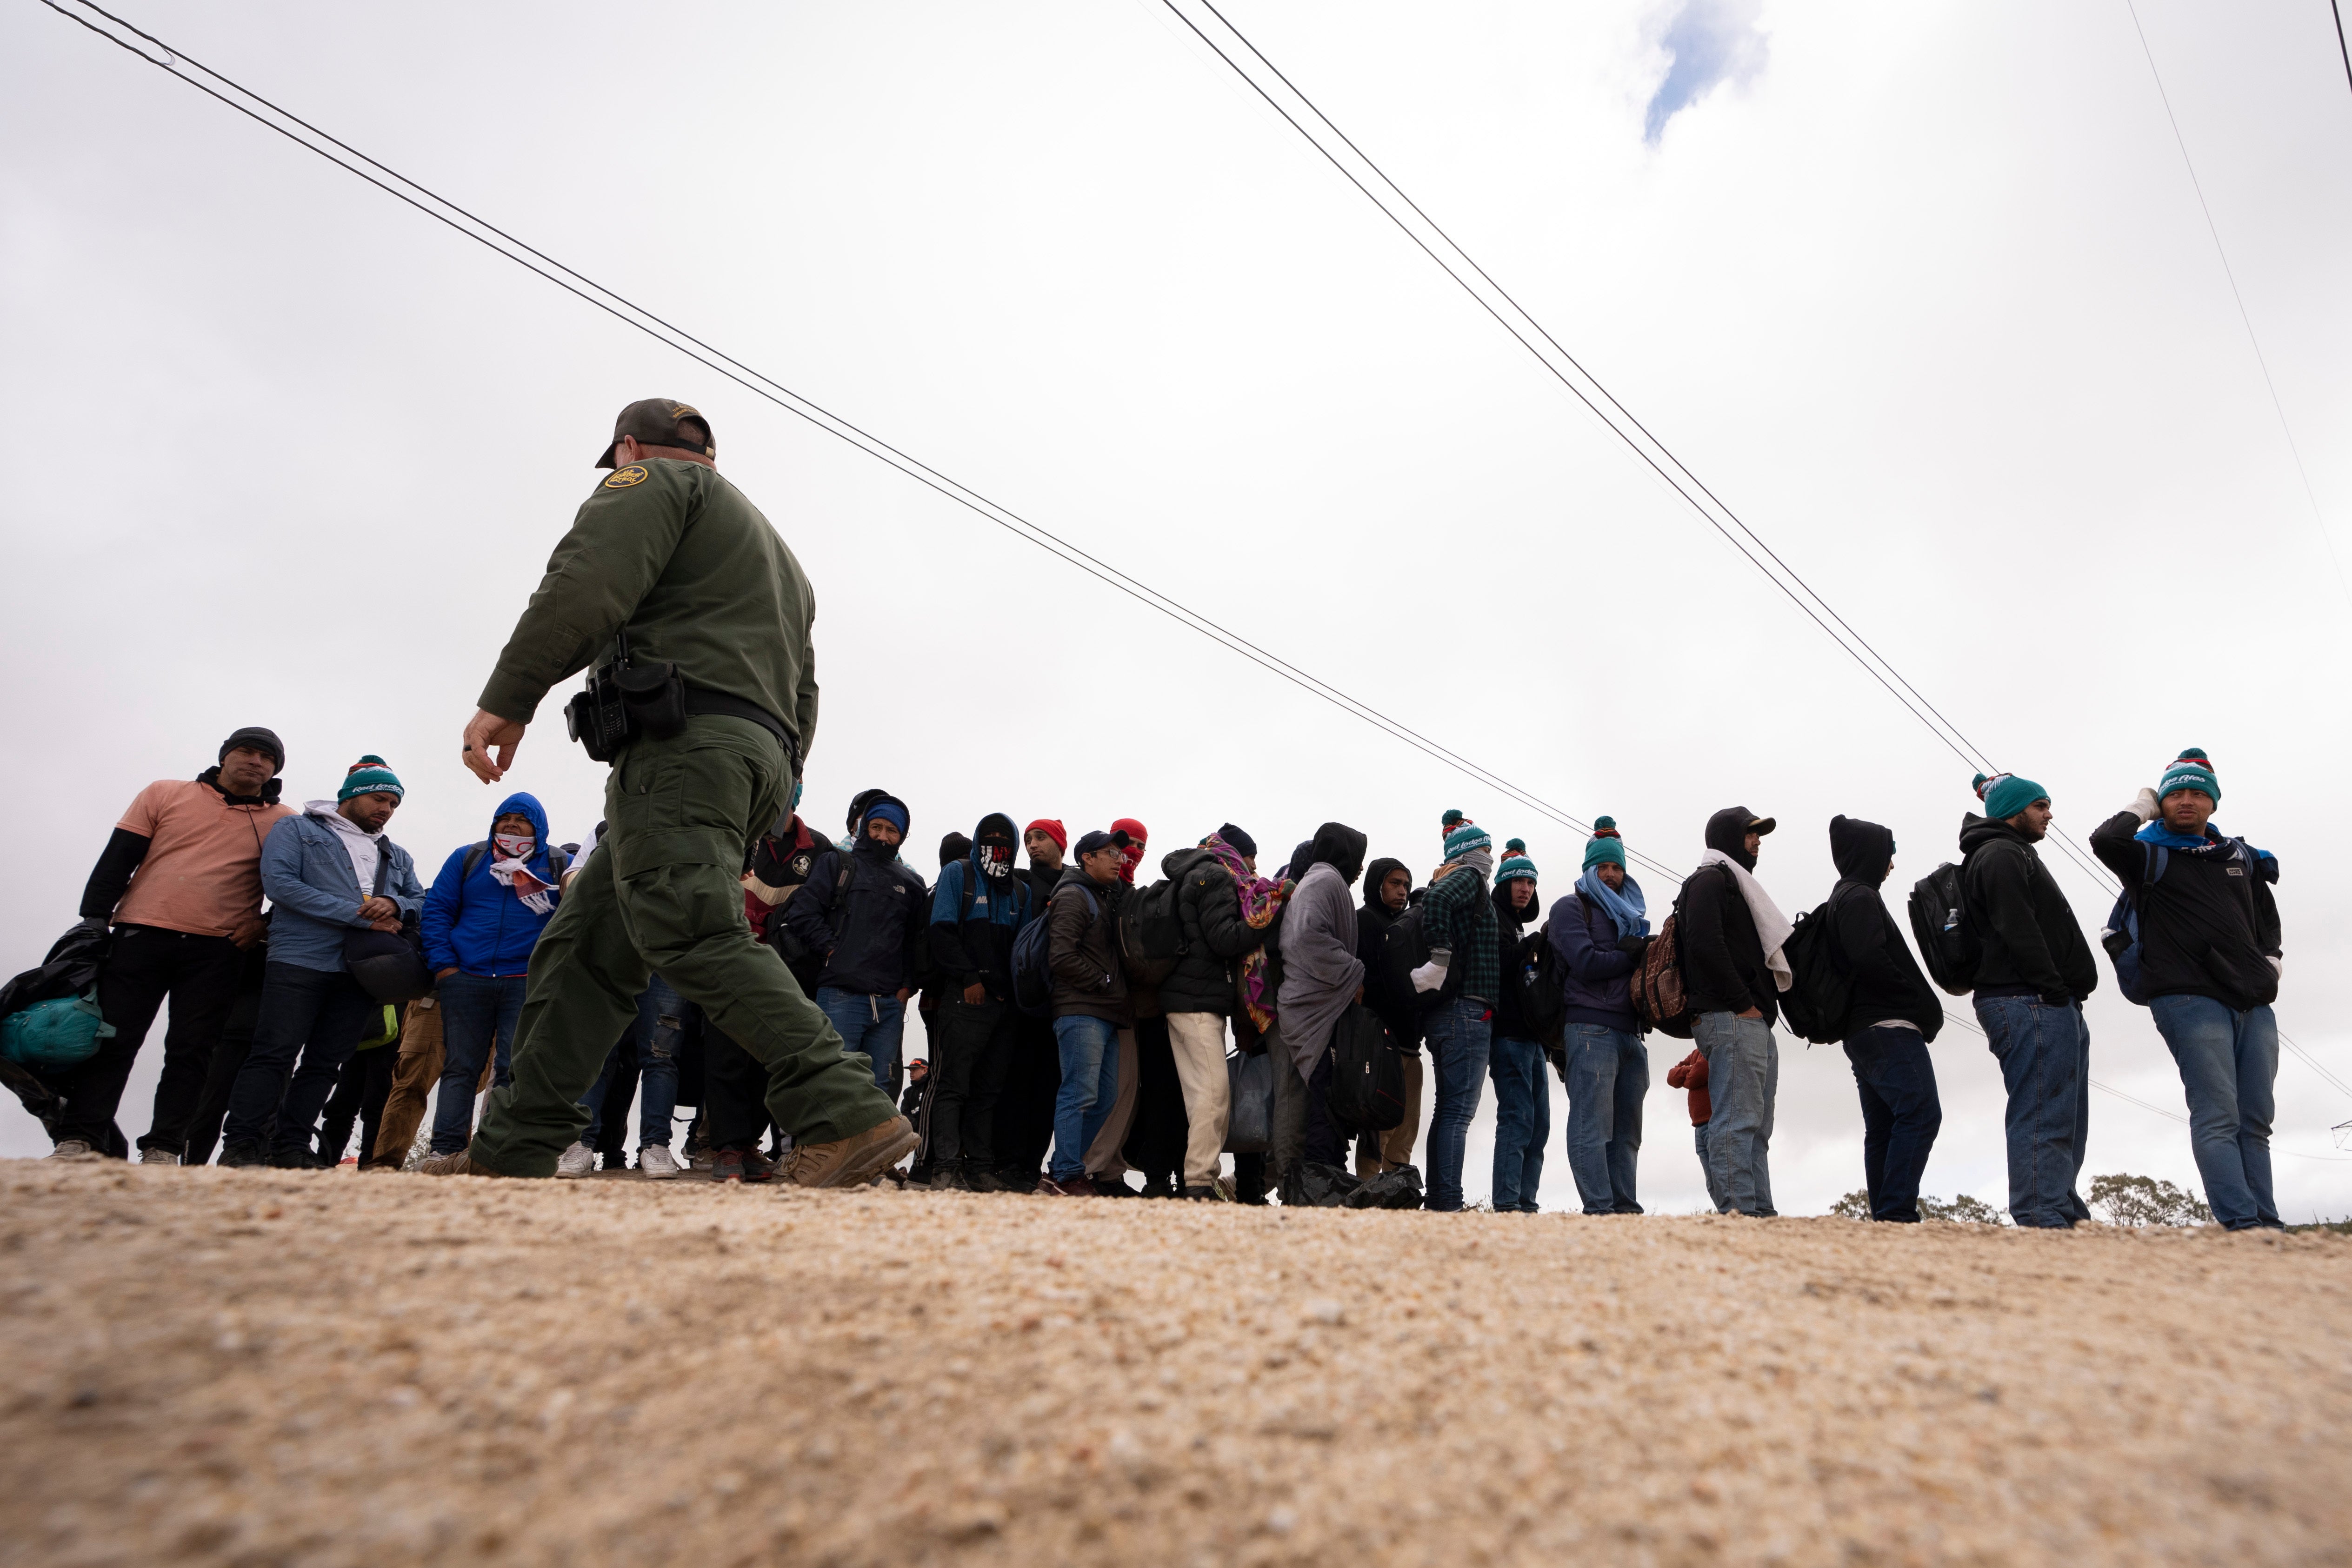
[1564,1023,1648,1214]
[1842,1024,1942,1222]
[1050,1014,1120,1182]
[1692,1011,1776,1215]
[430,973,527,1155]
[580,976,689,1148]
[817,986,904,1094]
[1424,998,1493,1212]
[2149,995,2279,1229]
[1974,994,2091,1228]
[1488,1035,1550,1212]
[222,962,378,1157]
[1692,1122,1726,1210]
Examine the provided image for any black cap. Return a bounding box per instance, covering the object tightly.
[596,398,715,468]
[220,726,285,774]
[1217,822,1256,857]
[1073,827,1133,858]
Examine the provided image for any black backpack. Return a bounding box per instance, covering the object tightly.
[1118,868,1189,986]
[1013,883,1096,1018]
[1906,861,1981,997]
[1325,1003,1407,1132]
[1777,894,1856,1046]
[1513,925,1566,1044]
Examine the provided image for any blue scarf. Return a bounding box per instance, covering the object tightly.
[2134,819,2276,872]
[1576,865,1649,938]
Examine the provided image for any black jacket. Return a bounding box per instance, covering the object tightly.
[1826,815,1943,1040]
[781,839,929,995]
[1158,848,1267,1017]
[2089,811,2280,1010]
[1490,880,1541,1040]
[1357,857,1419,1048]
[1959,814,2096,1002]
[1677,812,1779,1026]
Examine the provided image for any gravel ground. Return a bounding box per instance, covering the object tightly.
[2,1162,2347,1568]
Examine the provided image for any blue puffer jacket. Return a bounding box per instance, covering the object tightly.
[1547,891,1640,1034]
[260,805,426,975]
[423,792,564,977]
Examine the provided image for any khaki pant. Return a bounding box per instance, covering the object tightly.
[1082,1026,1142,1178]
[1164,1012,1234,1188]
[468,717,900,1177]
[370,998,495,1165]
[1356,1052,1425,1176]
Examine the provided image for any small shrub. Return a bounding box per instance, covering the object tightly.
[1920,1193,2005,1225]
[1830,1190,1872,1220]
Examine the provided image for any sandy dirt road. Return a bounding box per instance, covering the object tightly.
[1,1162,2345,1567]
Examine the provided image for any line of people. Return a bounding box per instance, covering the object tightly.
[19,724,2286,1228]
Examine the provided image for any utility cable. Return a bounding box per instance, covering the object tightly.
[2123,0,2352,610]
[34,0,1686,883]
[2333,0,2352,103]
[1156,0,1999,778]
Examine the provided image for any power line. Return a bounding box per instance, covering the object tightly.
[2333,0,2352,102]
[2122,0,2352,610]
[33,0,1685,885]
[1155,0,2002,779]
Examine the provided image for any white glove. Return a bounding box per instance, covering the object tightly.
[2268,956,2283,981]
[1410,949,1452,994]
[2129,787,2160,823]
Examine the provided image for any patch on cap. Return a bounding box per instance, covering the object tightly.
[603,464,649,490]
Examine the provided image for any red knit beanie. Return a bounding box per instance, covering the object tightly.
[1024,819,1067,853]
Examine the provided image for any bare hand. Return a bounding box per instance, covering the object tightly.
[369,919,402,934]
[1355,984,1366,1005]
[436,967,459,980]
[962,981,986,1006]
[895,987,912,1003]
[358,896,398,922]
[463,708,526,784]
[1738,1007,1763,1021]
[229,916,268,950]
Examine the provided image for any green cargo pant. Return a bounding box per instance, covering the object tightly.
[467,715,898,1177]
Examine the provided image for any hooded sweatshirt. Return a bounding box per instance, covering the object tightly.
[1958,813,2096,1002]
[1275,823,1369,1073]
[424,791,564,976]
[929,813,1035,1003]
[1826,814,1943,1040]
[1490,875,1544,1040]
[1677,807,1780,1025]
[783,794,929,995]
[1357,858,1419,1044]
[2088,808,2280,1010]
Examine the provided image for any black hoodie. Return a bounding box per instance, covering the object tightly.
[929,814,1030,1002]
[1958,813,2096,1002]
[1677,807,1779,1025]
[1827,815,1944,1040]
[1490,874,1544,1040]
[2087,810,2280,1010]
[1356,858,1418,1042]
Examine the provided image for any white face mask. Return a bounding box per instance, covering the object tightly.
[493,832,535,860]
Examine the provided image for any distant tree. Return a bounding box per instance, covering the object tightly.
[1919,1193,2006,1224]
[1830,1190,1872,1220]
[2088,1172,2212,1227]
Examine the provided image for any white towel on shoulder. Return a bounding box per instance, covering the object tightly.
[1695,847,1794,993]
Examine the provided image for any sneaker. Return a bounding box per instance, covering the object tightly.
[639,1144,681,1180]
[420,1148,497,1178]
[782,1114,921,1190]
[967,1168,1017,1194]
[928,1165,969,1192]
[710,1149,746,1183]
[1176,1185,1216,1201]
[554,1142,596,1180]
[740,1148,775,1183]
[1139,1174,1175,1199]
[47,1139,100,1161]
[1040,1174,1097,1198]
[137,1147,180,1167]
[267,1148,315,1170]
[218,1141,267,1168]
[1090,1174,1137,1197]
[1213,1174,1239,1203]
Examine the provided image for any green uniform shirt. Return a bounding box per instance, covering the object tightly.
[478,459,820,759]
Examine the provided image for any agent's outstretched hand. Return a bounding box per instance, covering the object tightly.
[463,709,526,784]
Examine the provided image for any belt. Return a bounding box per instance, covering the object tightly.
[683,686,799,772]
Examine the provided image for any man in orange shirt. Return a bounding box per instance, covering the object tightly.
[51,727,293,1162]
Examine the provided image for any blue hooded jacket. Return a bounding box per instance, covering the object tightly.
[423,792,564,976]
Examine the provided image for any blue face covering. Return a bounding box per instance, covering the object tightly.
[1576,864,1649,939]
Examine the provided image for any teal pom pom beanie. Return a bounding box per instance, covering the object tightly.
[339,761,404,801]
[1497,853,1537,884]
[1443,822,1492,861]
[2158,748,2219,805]
[1973,771,2047,821]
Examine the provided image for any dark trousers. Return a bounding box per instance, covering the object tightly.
[926,998,1019,1170]
[1843,1024,1943,1222]
[429,974,525,1154]
[317,1044,398,1168]
[222,963,378,1157]
[1122,1016,1188,1187]
[703,1026,773,1151]
[994,1014,1061,1182]
[184,963,267,1166]
[53,925,244,1153]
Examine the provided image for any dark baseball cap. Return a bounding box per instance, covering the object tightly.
[1073,828,1133,858]
[595,399,715,468]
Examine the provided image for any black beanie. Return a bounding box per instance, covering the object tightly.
[220,726,285,774]
[1217,822,1257,857]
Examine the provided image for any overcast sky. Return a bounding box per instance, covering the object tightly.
[5,0,2349,1214]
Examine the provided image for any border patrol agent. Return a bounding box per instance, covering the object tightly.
[433,399,917,1185]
